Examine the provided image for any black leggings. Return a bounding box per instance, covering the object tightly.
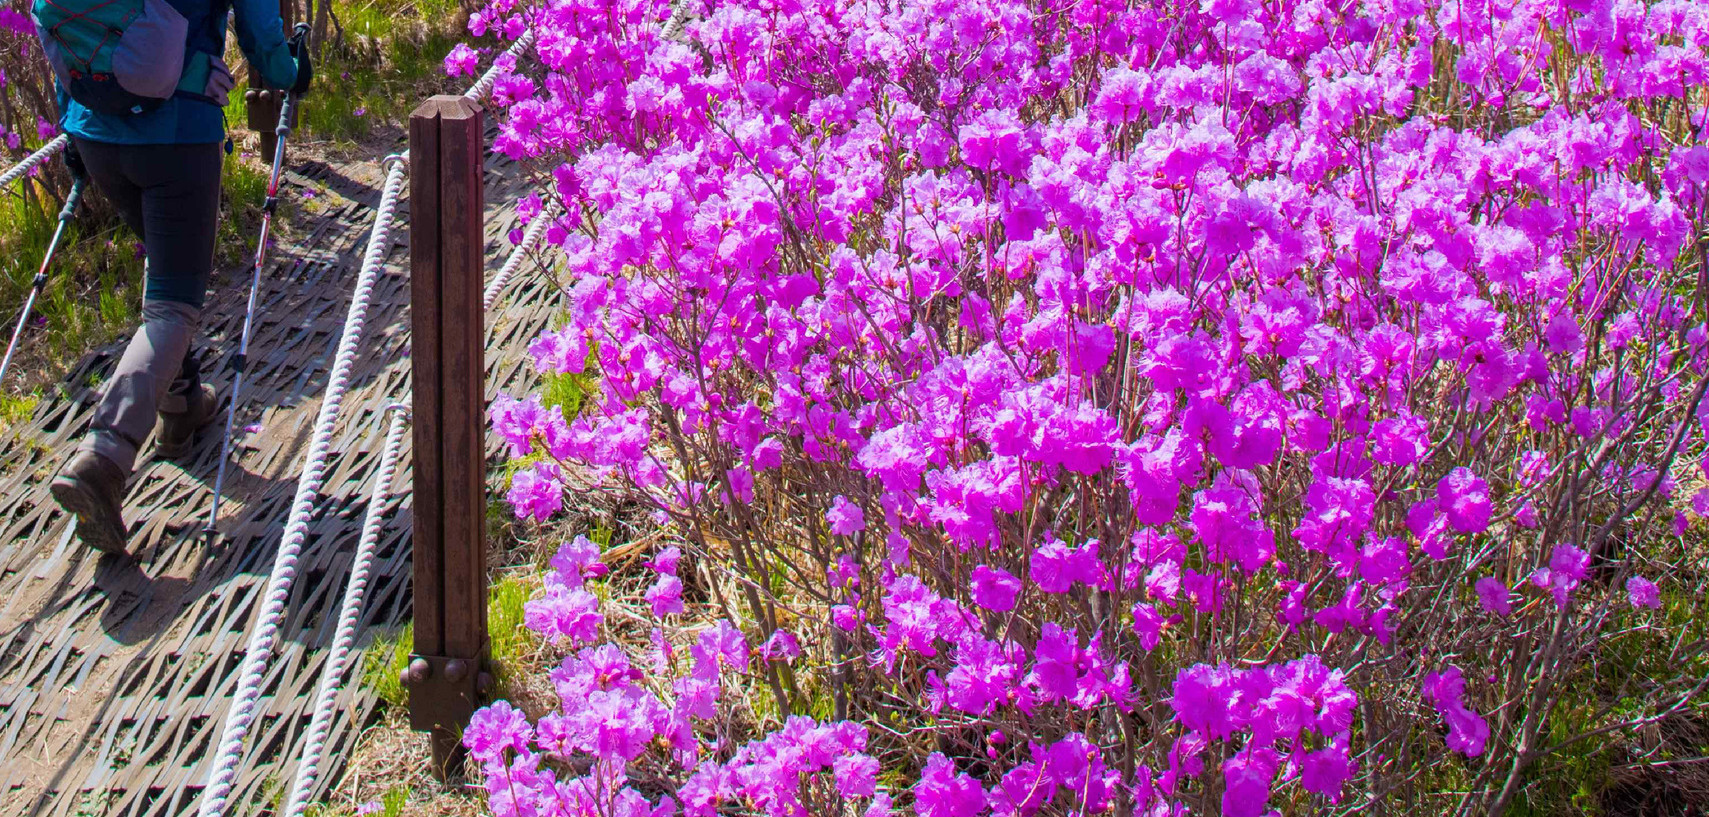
[71,138,223,308]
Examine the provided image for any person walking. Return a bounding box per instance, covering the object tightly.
[33,0,312,554]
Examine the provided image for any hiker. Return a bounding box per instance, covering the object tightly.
[33,0,313,554]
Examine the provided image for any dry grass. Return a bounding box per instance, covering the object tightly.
[315,708,486,817]
[1597,714,1709,815]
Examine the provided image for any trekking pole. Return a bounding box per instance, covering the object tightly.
[202,81,302,543]
[0,177,87,387]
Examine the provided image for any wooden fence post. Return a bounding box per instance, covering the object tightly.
[245,0,297,159]
[407,94,487,779]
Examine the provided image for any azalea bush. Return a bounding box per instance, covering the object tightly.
[0,8,57,164]
[460,0,1709,813]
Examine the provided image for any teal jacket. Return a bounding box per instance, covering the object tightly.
[56,0,299,145]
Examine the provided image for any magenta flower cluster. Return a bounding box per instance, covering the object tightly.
[464,0,1708,811]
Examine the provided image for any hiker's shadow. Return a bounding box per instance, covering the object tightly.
[6,214,410,651]
[85,342,400,648]
[91,553,193,644]
[8,431,299,649]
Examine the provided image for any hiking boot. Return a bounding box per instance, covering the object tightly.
[49,450,129,555]
[154,382,218,461]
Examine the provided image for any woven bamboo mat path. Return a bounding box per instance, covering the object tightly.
[0,136,556,815]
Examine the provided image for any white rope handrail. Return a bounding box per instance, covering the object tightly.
[280,404,411,817]
[464,29,536,101]
[195,154,411,817]
[0,134,69,191]
[483,202,556,309]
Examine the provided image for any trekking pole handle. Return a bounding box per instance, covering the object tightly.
[58,178,85,222]
[278,23,309,135]
[278,92,298,135]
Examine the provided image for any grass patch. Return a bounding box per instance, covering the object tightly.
[306,784,407,817]
[0,138,274,401]
[0,175,144,396]
[1499,580,1709,815]
[254,774,285,811]
[375,785,409,817]
[216,147,271,270]
[360,622,414,709]
[361,583,539,711]
[226,0,466,144]
[0,392,39,426]
[540,369,594,420]
[71,788,117,817]
[0,391,44,451]
[488,574,538,700]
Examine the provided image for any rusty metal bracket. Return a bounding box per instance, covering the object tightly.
[403,653,482,734]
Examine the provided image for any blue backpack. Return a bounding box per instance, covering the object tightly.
[31,0,198,115]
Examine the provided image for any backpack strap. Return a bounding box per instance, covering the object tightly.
[173,46,231,106]
[177,50,211,97]
[171,7,231,106]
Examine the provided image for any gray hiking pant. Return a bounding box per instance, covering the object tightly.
[72,139,223,473]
